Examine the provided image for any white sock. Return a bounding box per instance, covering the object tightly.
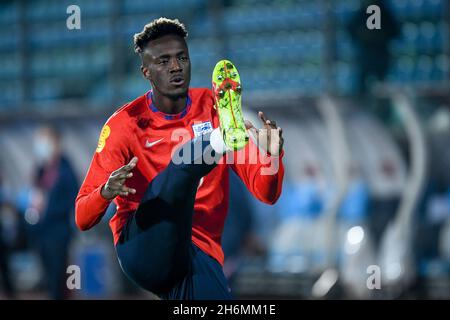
[210,128,229,154]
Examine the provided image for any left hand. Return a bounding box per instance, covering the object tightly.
[245,111,284,156]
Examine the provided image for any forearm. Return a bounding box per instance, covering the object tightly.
[75,184,111,231]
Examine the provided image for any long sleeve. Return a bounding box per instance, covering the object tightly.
[75,115,131,231]
[230,137,284,205]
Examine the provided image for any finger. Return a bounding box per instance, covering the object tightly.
[120,185,136,195]
[117,157,138,173]
[258,111,268,124]
[110,176,131,189]
[278,128,284,147]
[259,111,276,129]
[113,164,133,175]
[114,172,133,180]
[278,127,284,150]
[111,168,122,176]
[124,156,138,171]
[265,119,277,128]
[245,119,258,137]
[245,120,255,130]
[247,125,258,141]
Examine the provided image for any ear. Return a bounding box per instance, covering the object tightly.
[141,65,151,81]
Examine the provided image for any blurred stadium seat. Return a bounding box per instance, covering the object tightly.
[0,0,450,300]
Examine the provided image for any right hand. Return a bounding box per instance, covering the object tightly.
[101,157,138,200]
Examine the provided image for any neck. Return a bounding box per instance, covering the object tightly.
[152,90,187,114]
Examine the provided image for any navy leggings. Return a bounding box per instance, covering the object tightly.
[115,134,227,296]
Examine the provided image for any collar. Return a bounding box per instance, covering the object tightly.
[146,90,192,120]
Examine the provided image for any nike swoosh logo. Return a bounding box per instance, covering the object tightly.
[197,177,204,190]
[145,138,164,148]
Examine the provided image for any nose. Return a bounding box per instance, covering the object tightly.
[169,58,182,73]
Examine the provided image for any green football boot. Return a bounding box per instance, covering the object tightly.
[212,59,249,151]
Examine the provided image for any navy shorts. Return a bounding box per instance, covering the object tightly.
[163,243,233,300]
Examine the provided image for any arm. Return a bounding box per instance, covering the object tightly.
[230,111,285,205]
[75,117,136,231]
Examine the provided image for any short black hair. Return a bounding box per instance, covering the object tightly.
[133,17,188,54]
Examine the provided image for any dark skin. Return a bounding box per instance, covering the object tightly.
[101,35,191,200]
[101,34,284,200]
[141,34,191,114]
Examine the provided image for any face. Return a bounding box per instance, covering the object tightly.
[141,34,191,99]
[34,127,59,163]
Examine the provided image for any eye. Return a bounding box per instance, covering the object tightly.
[158,59,169,65]
[178,56,189,62]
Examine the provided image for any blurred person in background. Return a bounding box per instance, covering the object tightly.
[222,170,266,285]
[31,125,79,299]
[347,0,400,96]
[0,172,16,299]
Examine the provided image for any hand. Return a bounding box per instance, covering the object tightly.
[245,111,284,156]
[101,157,138,200]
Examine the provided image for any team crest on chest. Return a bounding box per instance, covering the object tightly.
[191,121,213,138]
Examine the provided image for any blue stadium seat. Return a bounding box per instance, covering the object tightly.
[0,2,18,24]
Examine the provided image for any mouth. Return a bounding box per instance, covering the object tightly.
[169,75,185,86]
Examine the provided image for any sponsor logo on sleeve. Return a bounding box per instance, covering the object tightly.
[96,125,111,153]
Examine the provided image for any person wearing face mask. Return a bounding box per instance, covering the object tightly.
[32,125,79,300]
